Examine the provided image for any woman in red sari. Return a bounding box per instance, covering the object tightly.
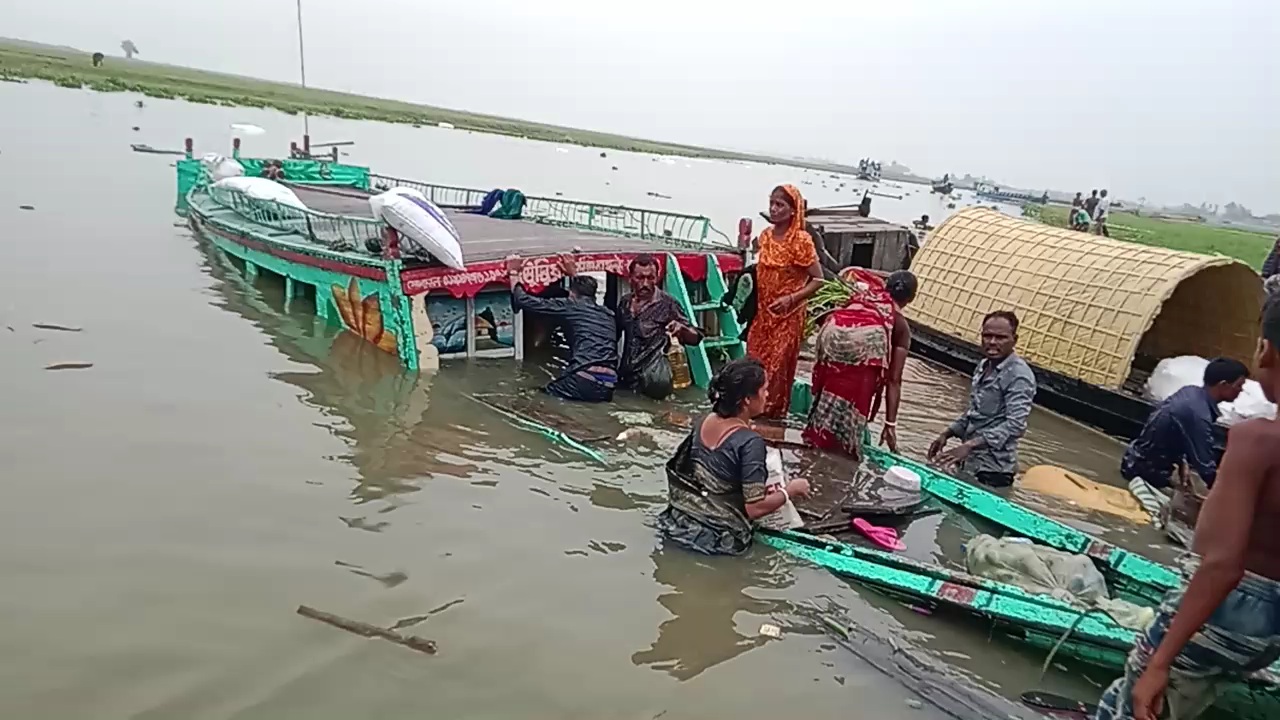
[747,185,824,418]
[802,268,918,458]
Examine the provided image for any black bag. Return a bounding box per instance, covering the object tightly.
[636,355,674,400]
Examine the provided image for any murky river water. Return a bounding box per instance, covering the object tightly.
[1,81,1174,719]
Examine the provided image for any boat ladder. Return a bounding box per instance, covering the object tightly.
[663,252,746,388]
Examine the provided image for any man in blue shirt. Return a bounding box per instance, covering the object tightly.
[1122,358,1249,523]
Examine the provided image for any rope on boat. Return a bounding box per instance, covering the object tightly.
[462,393,607,464]
[1037,605,1124,683]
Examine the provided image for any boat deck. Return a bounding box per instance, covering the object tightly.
[291,185,721,264]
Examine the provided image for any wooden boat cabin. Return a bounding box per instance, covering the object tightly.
[805,205,916,272]
[899,208,1264,439]
[174,141,748,388]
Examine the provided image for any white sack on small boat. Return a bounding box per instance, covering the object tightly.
[965,534,1154,630]
[213,176,307,211]
[755,447,803,531]
[374,191,465,270]
[368,187,427,219]
[200,153,244,182]
[1145,355,1276,425]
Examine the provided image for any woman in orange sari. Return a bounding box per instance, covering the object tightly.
[747,185,823,418]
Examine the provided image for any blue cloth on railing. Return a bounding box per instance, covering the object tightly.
[477,189,504,216]
[491,189,525,220]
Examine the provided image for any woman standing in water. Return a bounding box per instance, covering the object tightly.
[657,358,811,555]
[802,269,918,457]
[748,185,824,418]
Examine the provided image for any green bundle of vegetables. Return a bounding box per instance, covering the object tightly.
[803,279,855,339]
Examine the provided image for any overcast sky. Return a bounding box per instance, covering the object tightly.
[4,0,1277,212]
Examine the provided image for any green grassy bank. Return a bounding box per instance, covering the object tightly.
[1025,205,1275,270]
[0,39,772,162]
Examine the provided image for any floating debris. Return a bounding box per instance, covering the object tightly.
[296,605,437,655]
[45,362,94,371]
[600,151,607,158]
[33,323,82,332]
[131,126,140,131]
[646,192,673,200]
[135,100,144,108]
[611,166,618,171]
[437,121,455,130]
[19,205,34,210]
[759,623,782,638]
[230,122,265,136]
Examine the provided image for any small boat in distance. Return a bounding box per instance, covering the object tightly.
[974,182,1049,205]
[856,158,881,182]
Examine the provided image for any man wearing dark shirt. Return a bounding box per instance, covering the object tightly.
[615,255,704,399]
[505,254,619,403]
[1084,189,1100,220]
[1121,358,1248,522]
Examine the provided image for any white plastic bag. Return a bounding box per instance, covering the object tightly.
[755,448,803,531]
[1144,356,1206,402]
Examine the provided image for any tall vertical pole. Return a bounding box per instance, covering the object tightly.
[296,0,310,141]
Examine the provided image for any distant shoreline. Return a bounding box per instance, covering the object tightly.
[0,38,878,176]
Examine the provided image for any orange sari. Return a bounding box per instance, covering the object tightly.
[747,185,818,418]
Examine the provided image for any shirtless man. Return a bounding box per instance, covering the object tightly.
[1095,295,1280,720]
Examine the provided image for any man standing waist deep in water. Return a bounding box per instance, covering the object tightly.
[506,253,619,403]
[1094,295,1280,720]
[615,254,704,400]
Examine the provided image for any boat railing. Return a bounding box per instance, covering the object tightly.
[368,173,727,249]
[207,184,385,253]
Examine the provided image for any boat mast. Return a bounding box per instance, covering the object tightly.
[295,0,310,148]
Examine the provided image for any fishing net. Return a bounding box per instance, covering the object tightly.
[965,534,1155,630]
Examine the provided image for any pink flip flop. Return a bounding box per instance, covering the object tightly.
[852,518,907,551]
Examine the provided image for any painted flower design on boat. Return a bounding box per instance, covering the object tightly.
[331,279,398,354]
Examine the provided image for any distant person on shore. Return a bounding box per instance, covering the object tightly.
[1093,297,1280,720]
[505,253,618,403]
[1121,358,1248,524]
[1085,189,1100,220]
[747,185,823,418]
[1093,189,1112,236]
[656,357,811,555]
[927,311,1037,488]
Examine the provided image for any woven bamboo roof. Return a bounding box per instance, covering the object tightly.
[906,208,1264,389]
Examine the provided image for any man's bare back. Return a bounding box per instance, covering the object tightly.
[1192,417,1280,580]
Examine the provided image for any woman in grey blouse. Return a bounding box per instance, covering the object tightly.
[657,358,811,554]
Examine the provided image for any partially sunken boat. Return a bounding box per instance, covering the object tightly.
[174,141,747,387]
[904,208,1264,438]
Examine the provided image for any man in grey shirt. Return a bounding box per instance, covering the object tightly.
[927,311,1037,488]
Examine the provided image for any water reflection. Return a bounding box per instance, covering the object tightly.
[632,544,795,680]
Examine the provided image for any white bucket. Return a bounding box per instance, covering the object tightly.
[883,466,922,493]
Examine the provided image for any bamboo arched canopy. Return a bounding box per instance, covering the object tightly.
[906,208,1264,389]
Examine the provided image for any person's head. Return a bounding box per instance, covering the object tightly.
[1202,357,1249,403]
[568,274,598,301]
[980,311,1019,360]
[920,214,929,224]
[1075,192,1082,199]
[768,185,801,227]
[1257,295,1280,402]
[1100,189,1109,199]
[709,357,768,419]
[628,254,661,299]
[886,270,918,307]
[1090,189,1098,197]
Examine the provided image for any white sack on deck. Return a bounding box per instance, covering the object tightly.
[213,176,307,211]
[368,187,427,219]
[1145,355,1276,424]
[965,534,1154,630]
[374,192,465,270]
[200,153,244,182]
